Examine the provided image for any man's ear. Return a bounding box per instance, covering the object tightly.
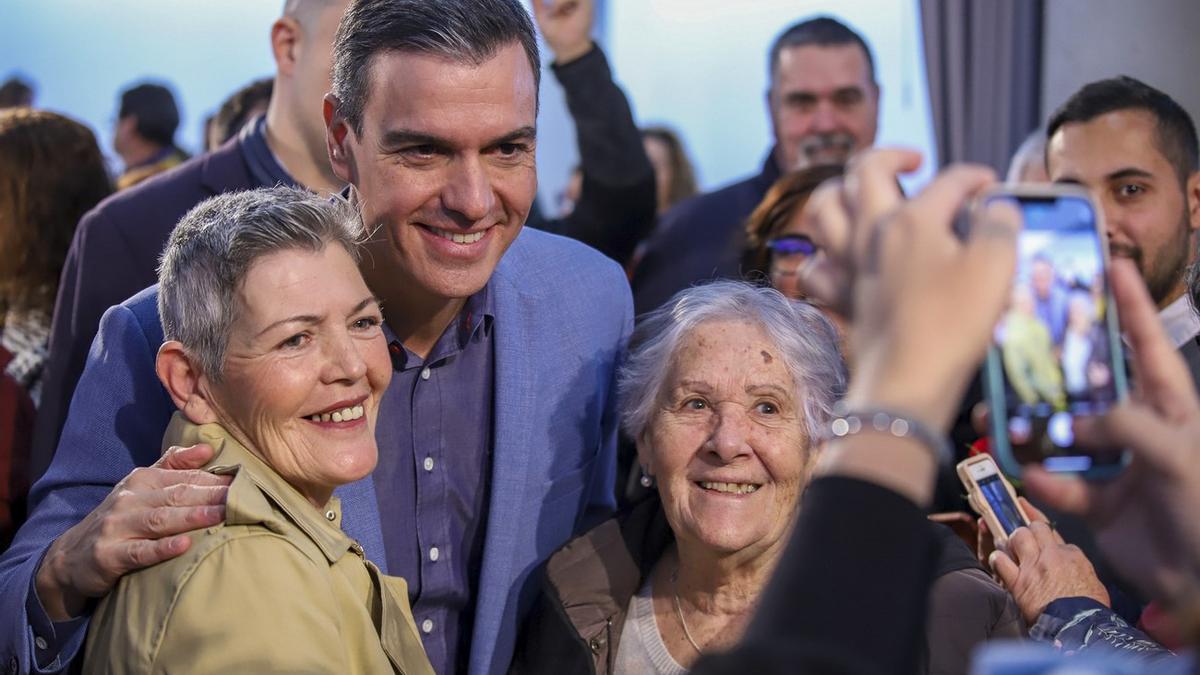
[324,94,356,184]
[156,341,220,425]
[270,16,302,77]
[1187,170,1200,233]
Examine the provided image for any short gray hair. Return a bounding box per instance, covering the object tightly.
[331,0,541,136]
[157,185,365,380]
[619,280,847,444]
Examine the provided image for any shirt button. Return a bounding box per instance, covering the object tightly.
[420,367,431,380]
[423,457,434,472]
[429,546,440,562]
[421,619,434,634]
[34,636,47,651]
[325,510,336,521]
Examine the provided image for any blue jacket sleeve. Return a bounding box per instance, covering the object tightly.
[0,296,174,674]
[579,261,633,532]
[1032,597,1175,662]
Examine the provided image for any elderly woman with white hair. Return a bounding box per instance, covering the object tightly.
[82,187,433,674]
[512,280,1020,675]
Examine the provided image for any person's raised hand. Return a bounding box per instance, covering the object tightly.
[803,149,1021,432]
[810,151,1020,507]
[1021,259,1200,605]
[34,443,230,621]
[989,519,1111,625]
[531,0,594,65]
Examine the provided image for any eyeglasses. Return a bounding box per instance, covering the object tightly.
[767,234,818,257]
[767,235,819,276]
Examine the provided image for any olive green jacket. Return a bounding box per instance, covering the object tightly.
[83,414,434,675]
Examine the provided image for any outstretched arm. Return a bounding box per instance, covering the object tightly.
[533,0,657,264]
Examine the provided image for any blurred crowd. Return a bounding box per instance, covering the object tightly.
[2,1,1200,674]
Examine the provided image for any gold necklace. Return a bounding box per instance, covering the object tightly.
[671,567,704,654]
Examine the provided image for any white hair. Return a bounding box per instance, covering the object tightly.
[619,280,847,443]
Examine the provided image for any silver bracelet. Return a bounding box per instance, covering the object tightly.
[828,404,953,465]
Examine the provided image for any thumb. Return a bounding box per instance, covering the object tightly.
[989,550,1021,591]
[157,443,217,470]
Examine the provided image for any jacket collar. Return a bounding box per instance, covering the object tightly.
[753,146,784,193]
[198,134,256,197]
[161,413,357,565]
[545,496,674,627]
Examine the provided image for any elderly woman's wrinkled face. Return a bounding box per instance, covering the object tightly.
[641,319,811,557]
[204,245,391,505]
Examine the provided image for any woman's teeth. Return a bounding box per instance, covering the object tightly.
[308,404,365,423]
[699,481,760,495]
[431,227,485,244]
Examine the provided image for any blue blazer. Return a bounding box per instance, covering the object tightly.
[0,227,632,675]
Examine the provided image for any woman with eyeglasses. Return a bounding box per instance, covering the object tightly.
[743,165,847,343]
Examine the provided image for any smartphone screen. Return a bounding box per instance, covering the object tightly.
[985,191,1128,476]
[977,473,1025,535]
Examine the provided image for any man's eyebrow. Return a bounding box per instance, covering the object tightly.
[1054,177,1084,187]
[379,129,452,150]
[1105,167,1155,181]
[487,126,537,146]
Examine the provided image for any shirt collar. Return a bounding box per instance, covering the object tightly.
[382,283,496,370]
[1159,294,1200,348]
[238,114,299,188]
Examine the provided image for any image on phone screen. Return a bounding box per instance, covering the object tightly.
[988,194,1126,474]
[977,474,1025,535]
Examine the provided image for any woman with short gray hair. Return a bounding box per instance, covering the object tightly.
[513,280,1019,675]
[83,186,434,674]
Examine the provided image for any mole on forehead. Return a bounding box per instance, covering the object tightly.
[761,350,773,364]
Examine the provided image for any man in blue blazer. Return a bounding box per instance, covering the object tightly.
[0,1,631,673]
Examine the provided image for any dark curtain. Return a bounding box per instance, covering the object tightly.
[920,0,1044,173]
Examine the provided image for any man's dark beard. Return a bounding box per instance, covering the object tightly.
[1110,212,1191,306]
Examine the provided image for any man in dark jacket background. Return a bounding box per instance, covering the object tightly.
[631,16,879,316]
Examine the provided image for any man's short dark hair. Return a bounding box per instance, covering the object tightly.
[331,0,540,135]
[0,76,34,108]
[768,16,877,85]
[1047,76,1199,185]
[118,82,181,147]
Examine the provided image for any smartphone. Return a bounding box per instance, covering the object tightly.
[957,454,1030,540]
[981,184,1129,479]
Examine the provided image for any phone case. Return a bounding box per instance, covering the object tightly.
[956,456,1029,541]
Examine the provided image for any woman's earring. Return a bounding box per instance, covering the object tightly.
[639,470,654,488]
